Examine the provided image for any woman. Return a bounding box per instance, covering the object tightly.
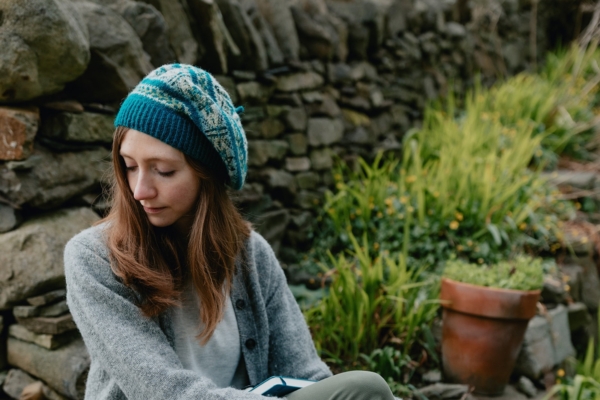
[64,64,397,400]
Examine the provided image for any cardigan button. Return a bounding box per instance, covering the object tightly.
[245,338,257,350]
[236,299,246,310]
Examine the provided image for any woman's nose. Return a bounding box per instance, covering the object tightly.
[132,173,157,201]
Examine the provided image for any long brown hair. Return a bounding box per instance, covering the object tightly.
[101,126,251,344]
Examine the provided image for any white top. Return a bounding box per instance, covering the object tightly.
[172,283,249,389]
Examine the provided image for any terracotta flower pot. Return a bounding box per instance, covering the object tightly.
[440,278,540,396]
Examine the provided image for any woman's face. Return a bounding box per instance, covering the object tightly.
[120,129,200,233]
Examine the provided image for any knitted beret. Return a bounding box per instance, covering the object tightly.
[114,64,247,190]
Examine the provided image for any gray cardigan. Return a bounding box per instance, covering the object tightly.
[64,224,332,400]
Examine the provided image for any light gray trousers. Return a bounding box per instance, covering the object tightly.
[287,371,397,400]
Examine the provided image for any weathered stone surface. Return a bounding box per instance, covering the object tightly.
[296,190,322,209]
[541,275,568,305]
[0,146,110,209]
[255,0,300,61]
[217,0,269,71]
[310,148,333,170]
[306,93,341,117]
[0,106,39,161]
[0,0,90,103]
[188,0,231,73]
[416,383,469,399]
[258,119,285,139]
[15,313,77,336]
[236,82,273,104]
[295,171,320,190]
[9,324,79,351]
[7,337,90,399]
[142,0,197,65]
[291,4,346,62]
[549,305,575,364]
[543,170,597,190]
[283,108,308,131]
[0,204,19,233]
[422,369,442,384]
[260,168,296,190]
[40,111,114,144]
[276,72,324,92]
[0,208,100,310]
[67,1,153,102]
[1,369,68,400]
[568,302,591,332]
[14,300,69,319]
[516,376,537,398]
[514,316,555,379]
[248,140,289,166]
[561,264,583,303]
[116,0,176,67]
[285,157,311,172]
[286,133,308,155]
[307,118,343,146]
[565,256,600,311]
[254,209,290,255]
[241,0,285,65]
[27,289,66,307]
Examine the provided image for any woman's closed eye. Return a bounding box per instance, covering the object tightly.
[125,165,137,172]
[157,170,175,177]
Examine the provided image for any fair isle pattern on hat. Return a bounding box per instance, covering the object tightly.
[114,64,248,190]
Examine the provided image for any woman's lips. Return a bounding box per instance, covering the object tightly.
[143,206,166,214]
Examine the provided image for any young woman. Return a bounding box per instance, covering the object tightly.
[64,64,397,400]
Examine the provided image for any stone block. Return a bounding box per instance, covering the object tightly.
[286,133,308,155]
[285,157,311,172]
[561,264,583,302]
[541,276,568,305]
[40,111,114,143]
[254,209,290,255]
[0,208,99,310]
[548,305,575,364]
[296,190,322,209]
[8,324,78,350]
[310,148,333,170]
[258,119,285,139]
[260,169,297,191]
[306,94,341,118]
[248,140,289,166]
[276,72,324,92]
[514,316,555,379]
[565,256,600,311]
[13,300,69,319]
[236,82,273,104]
[7,337,89,399]
[543,170,597,190]
[27,289,66,307]
[296,172,320,190]
[15,313,76,335]
[416,383,469,399]
[307,118,343,147]
[0,106,39,161]
[568,302,591,332]
[0,204,19,233]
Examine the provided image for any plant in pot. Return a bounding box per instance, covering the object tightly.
[440,255,544,396]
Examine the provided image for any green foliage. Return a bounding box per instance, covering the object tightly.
[442,255,545,291]
[578,307,600,381]
[544,375,600,400]
[304,229,439,376]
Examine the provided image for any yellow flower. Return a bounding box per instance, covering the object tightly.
[369,203,375,210]
[384,198,393,206]
[376,212,383,218]
[386,208,394,216]
[433,191,440,198]
[564,284,570,292]
[455,212,464,221]
[406,175,417,183]
[334,173,342,181]
[374,242,380,250]
[449,221,459,230]
[467,240,473,247]
[575,202,581,210]
[350,214,355,220]
[456,245,464,252]
[407,206,415,213]
[356,209,362,215]
[400,196,409,204]
[477,258,484,264]
[557,369,565,378]
[519,222,527,231]
[397,213,405,220]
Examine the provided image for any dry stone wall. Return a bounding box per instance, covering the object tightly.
[0,0,585,398]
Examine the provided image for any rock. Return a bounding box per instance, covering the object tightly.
[514,316,555,379]
[0,146,110,209]
[290,5,339,61]
[13,300,69,319]
[0,208,100,310]
[236,82,273,104]
[473,384,528,400]
[142,0,197,65]
[40,111,114,143]
[342,108,370,127]
[561,264,583,303]
[562,227,594,256]
[549,305,576,364]
[415,383,469,399]
[285,157,311,172]
[8,324,79,351]
[307,118,343,146]
[2,369,67,400]
[67,1,153,102]
[216,0,269,71]
[276,72,324,92]
[422,369,442,384]
[286,133,308,155]
[543,170,597,190]
[541,275,568,305]
[295,171,320,190]
[445,21,467,38]
[7,337,90,399]
[241,0,285,65]
[0,0,90,103]
[266,105,289,118]
[258,119,285,139]
[310,148,333,170]
[27,289,66,307]
[42,100,85,114]
[296,190,322,209]
[0,106,40,161]
[344,126,371,144]
[283,108,308,131]
[260,168,296,190]
[306,93,341,117]
[248,140,289,166]
[0,204,18,233]
[301,91,324,103]
[15,313,77,336]
[565,256,600,311]
[254,209,290,254]
[113,1,175,67]
[568,302,591,332]
[516,376,537,398]
[187,0,230,73]
[254,0,300,61]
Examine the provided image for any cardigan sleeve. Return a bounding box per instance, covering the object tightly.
[64,227,269,400]
[248,232,332,381]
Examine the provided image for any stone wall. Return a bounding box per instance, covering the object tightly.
[0,0,588,398]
